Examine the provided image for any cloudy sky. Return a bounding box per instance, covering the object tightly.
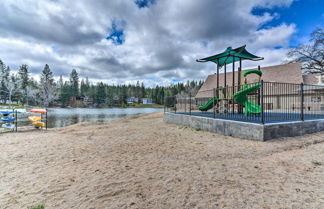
[0,0,323,86]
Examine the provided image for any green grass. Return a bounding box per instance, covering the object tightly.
[127,103,164,108]
[28,204,44,209]
[312,161,322,166]
[0,104,43,109]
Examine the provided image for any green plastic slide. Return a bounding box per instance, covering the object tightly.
[199,96,218,111]
[233,84,261,115]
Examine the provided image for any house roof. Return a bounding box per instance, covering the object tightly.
[195,63,302,98]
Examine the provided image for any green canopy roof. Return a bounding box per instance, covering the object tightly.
[196,45,263,67]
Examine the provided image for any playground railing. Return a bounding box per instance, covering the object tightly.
[164,81,324,124]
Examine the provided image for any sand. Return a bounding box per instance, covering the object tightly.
[0,112,324,209]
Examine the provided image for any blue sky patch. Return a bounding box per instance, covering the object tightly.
[135,0,156,8]
[106,20,126,45]
[172,79,182,83]
[252,0,324,47]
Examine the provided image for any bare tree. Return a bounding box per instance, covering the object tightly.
[287,28,324,74]
[3,75,21,108]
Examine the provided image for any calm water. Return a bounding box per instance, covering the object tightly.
[43,108,162,128]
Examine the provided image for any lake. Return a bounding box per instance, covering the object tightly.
[43,108,162,128]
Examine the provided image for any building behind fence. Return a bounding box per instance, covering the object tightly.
[165,81,324,124]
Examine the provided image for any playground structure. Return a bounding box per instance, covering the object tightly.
[198,68,263,116]
[0,108,48,133]
[164,45,324,123]
[194,45,267,118]
[164,45,324,140]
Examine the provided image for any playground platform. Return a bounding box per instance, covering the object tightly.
[164,112,324,141]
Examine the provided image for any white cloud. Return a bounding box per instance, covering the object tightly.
[0,0,296,86]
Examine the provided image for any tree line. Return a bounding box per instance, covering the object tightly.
[0,60,203,107]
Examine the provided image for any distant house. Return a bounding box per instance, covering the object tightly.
[142,98,153,104]
[83,96,93,105]
[127,97,139,104]
[98,99,108,105]
[113,95,120,105]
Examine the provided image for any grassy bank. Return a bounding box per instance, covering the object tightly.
[126,103,164,108]
[0,104,43,109]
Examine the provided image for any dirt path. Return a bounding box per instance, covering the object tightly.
[0,112,324,209]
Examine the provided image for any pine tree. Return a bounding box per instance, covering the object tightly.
[18,64,29,104]
[40,64,56,107]
[59,81,71,107]
[69,69,79,106]
[96,82,106,105]
[0,60,8,103]
[70,69,79,97]
[58,75,64,89]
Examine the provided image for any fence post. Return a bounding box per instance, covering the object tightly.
[163,97,165,113]
[301,83,304,121]
[174,96,177,113]
[184,96,187,113]
[189,93,192,115]
[260,80,264,124]
[46,109,48,130]
[213,88,216,118]
[15,110,18,132]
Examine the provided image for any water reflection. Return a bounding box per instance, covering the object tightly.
[44,108,162,128]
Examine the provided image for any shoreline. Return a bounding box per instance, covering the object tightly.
[1,112,324,208]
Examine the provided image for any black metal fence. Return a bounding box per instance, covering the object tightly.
[164,81,324,124]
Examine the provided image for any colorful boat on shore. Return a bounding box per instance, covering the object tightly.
[1,117,15,123]
[0,110,13,116]
[33,121,45,128]
[30,109,47,114]
[2,123,15,129]
[28,116,42,122]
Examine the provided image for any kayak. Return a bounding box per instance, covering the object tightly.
[1,117,15,123]
[28,116,42,122]
[2,123,15,129]
[15,109,27,113]
[33,121,45,128]
[0,110,13,116]
[30,109,47,114]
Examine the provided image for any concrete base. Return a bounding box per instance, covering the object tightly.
[164,112,324,141]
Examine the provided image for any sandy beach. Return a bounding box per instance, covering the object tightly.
[1,112,324,209]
